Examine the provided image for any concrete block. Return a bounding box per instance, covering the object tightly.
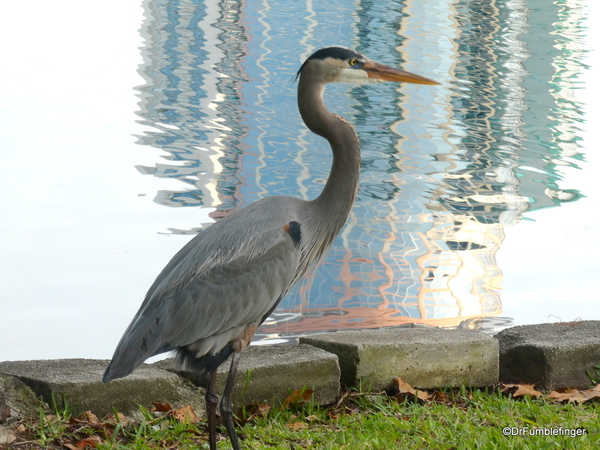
[0,373,48,422]
[157,344,340,408]
[0,359,205,419]
[300,328,498,391]
[496,321,600,390]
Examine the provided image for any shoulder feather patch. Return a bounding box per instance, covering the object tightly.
[283,221,302,248]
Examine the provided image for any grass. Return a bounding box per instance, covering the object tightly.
[238,388,599,450]
[2,387,599,450]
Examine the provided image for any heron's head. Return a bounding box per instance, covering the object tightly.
[296,46,438,86]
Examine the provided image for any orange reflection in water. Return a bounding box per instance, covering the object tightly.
[261,219,505,336]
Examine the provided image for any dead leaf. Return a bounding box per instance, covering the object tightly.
[43,414,59,425]
[70,435,103,448]
[514,384,542,398]
[252,403,271,418]
[79,411,100,423]
[151,402,173,413]
[431,391,451,403]
[168,405,200,423]
[579,388,600,403]
[0,432,16,445]
[547,388,600,404]
[286,421,307,430]
[280,388,315,409]
[547,389,583,403]
[391,377,431,402]
[501,383,542,398]
[102,412,130,428]
[393,377,413,394]
[236,403,271,425]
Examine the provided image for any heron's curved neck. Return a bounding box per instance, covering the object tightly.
[297,75,361,232]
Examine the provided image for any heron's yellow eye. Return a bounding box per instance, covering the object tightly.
[349,59,358,66]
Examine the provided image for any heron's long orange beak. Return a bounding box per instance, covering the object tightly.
[364,61,439,85]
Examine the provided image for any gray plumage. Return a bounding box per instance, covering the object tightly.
[104,46,438,450]
[105,197,304,379]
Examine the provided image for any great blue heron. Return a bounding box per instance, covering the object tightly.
[104,46,438,449]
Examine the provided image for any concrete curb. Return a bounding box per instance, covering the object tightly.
[0,359,205,421]
[155,344,340,408]
[1,322,598,420]
[300,327,498,390]
[496,321,600,390]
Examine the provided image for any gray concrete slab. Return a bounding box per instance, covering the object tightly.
[0,359,205,420]
[496,321,600,390]
[0,373,48,422]
[156,344,340,408]
[300,328,498,390]
[0,374,50,444]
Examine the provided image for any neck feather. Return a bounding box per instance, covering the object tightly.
[297,72,361,244]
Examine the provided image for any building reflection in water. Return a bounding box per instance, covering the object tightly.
[134,0,587,339]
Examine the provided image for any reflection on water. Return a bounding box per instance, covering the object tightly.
[134,0,587,338]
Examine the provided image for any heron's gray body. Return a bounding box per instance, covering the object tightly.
[105,196,309,381]
[104,180,358,381]
[103,46,437,450]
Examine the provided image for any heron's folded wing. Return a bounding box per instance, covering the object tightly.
[104,216,301,381]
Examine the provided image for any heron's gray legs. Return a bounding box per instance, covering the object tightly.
[205,370,219,450]
[220,351,242,450]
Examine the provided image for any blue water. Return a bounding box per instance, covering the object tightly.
[133,0,590,337]
[1,0,598,361]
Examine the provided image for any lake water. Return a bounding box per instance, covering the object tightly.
[1,0,599,361]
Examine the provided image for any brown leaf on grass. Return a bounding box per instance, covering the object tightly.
[0,432,16,445]
[391,377,431,402]
[102,412,130,428]
[501,383,543,398]
[66,410,131,435]
[280,389,315,409]
[580,386,600,403]
[236,403,271,425]
[85,411,100,422]
[327,403,359,420]
[66,435,103,448]
[431,391,451,403]
[73,411,100,423]
[392,377,414,394]
[253,403,271,418]
[286,421,307,430]
[43,414,59,425]
[547,387,600,404]
[151,402,173,413]
[547,389,585,403]
[167,405,201,423]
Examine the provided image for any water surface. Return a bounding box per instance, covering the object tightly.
[1,0,599,360]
